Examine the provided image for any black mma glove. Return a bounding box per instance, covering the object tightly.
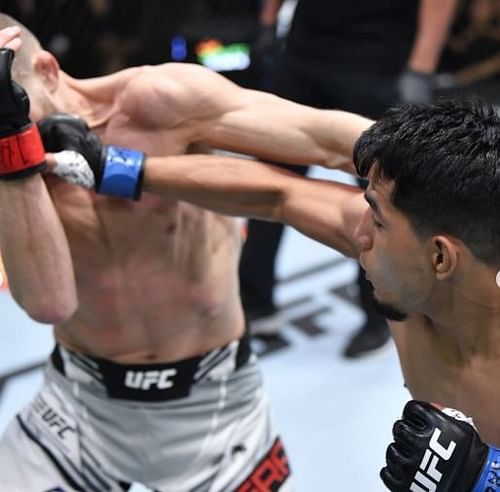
[0,48,46,180]
[381,400,500,492]
[38,113,145,200]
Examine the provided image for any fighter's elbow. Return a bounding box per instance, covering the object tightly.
[18,292,78,325]
[28,300,77,325]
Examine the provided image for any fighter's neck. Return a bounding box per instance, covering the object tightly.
[425,280,500,361]
[56,70,130,128]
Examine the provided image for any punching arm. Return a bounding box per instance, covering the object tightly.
[143,154,363,257]
[42,112,364,257]
[120,64,373,173]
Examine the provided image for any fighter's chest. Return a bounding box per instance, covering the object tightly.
[47,177,204,257]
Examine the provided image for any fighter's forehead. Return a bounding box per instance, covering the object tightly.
[366,165,394,197]
[365,171,396,215]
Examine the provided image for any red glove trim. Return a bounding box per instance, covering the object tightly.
[0,125,45,176]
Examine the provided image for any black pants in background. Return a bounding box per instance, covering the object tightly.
[239,50,400,327]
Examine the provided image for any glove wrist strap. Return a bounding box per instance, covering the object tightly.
[97,145,145,200]
[472,446,500,492]
[0,125,47,180]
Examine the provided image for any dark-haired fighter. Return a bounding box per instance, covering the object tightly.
[42,96,500,491]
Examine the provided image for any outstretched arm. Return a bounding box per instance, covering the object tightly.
[43,124,365,258]
[40,114,366,258]
[121,63,373,171]
[143,154,364,257]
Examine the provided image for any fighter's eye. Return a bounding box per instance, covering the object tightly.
[372,216,383,229]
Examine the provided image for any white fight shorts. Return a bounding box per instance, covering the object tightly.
[0,335,292,492]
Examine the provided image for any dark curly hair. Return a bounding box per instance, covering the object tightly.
[353,97,500,266]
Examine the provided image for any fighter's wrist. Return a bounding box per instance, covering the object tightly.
[97,145,145,201]
[472,446,500,492]
[0,124,47,180]
[403,67,433,80]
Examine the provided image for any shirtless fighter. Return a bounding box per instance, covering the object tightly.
[0,14,364,491]
[44,94,500,491]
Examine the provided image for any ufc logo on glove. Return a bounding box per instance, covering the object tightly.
[410,428,456,492]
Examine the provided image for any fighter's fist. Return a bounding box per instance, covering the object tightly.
[0,48,46,180]
[381,400,499,492]
[38,113,145,200]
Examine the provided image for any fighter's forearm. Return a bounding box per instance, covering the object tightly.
[203,89,373,172]
[408,0,458,73]
[133,62,372,172]
[0,176,77,323]
[143,154,362,258]
[144,154,288,220]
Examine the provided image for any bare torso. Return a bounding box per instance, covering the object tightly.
[48,66,245,363]
[392,315,500,445]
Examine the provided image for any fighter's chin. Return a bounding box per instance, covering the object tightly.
[372,295,408,322]
[363,272,408,321]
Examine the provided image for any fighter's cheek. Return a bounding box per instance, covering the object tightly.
[359,248,381,276]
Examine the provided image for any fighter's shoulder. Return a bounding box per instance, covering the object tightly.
[119,63,236,120]
[122,63,233,101]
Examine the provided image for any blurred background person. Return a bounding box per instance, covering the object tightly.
[240,0,458,358]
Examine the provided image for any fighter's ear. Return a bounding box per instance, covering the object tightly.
[32,50,59,93]
[431,235,458,280]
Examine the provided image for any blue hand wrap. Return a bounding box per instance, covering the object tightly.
[97,145,145,200]
[473,446,500,491]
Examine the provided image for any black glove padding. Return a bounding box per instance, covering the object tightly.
[38,112,145,200]
[381,400,488,492]
[0,48,31,132]
[38,112,105,188]
[0,48,46,179]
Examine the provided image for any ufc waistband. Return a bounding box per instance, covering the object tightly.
[50,334,251,402]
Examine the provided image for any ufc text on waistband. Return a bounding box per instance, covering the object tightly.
[51,337,251,403]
